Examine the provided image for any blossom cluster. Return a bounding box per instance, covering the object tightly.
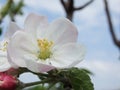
[0,13,85,90]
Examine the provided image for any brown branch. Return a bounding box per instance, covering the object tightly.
[60,0,74,12]
[60,0,74,21]
[60,0,68,12]
[104,0,120,48]
[60,0,94,21]
[74,0,94,11]
[60,0,66,8]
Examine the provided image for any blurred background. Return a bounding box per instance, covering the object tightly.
[0,0,120,90]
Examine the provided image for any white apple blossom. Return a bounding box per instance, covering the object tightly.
[8,13,85,73]
[0,22,20,72]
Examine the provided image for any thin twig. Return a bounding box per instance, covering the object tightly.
[19,79,51,89]
[74,0,94,11]
[60,0,94,21]
[104,0,120,48]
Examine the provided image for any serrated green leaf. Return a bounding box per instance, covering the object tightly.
[69,68,94,90]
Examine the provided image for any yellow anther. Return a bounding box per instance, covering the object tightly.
[0,41,8,52]
[37,39,53,60]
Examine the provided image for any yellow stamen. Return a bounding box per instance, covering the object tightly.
[0,41,8,52]
[37,39,53,60]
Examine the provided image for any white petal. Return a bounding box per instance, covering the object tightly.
[0,40,11,72]
[45,18,78,45]
[51,43,85,68]
[7,31,38,67]
[0,55,11,72]
[24,56,55,73]
[24,13,48,38]
[0,39,18,69]
[37,23,49,39]
[5,22,21,39]
[7,51,19,69]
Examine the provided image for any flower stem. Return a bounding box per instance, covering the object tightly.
[19,78,51,89]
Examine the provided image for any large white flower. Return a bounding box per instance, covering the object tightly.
[8,13,85,73]
[0,22,20,72]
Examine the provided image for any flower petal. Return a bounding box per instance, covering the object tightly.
[37,23,49,39]
[24,13,48,38]
[51,43,85,68]
[5,22,21,39]
[0,40,11,72]
[7,31,38,67]
[24,56,55,73]
[0,55,11,72]
[45,18,78,45]
[7,52,19,69]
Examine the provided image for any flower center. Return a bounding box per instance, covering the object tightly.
[37,39,53,60]
[0,41,8,52]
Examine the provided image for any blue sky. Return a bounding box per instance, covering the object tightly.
[0,0,120,90]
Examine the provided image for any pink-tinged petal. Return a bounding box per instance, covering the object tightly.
[51,43,85,68]
[7,31,38,67]
[45,18,78,45]
[24,56,55,73]
[5,22,21,39]
[24,13,48,38]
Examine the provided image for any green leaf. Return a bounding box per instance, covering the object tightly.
[22,68,94,90]
[80,68,94,75]
[68,68,94,90]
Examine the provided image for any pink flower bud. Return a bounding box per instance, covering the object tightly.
[0,73,17,90]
